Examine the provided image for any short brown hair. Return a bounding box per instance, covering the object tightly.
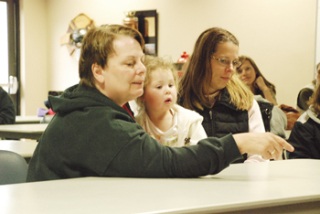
[78,25,144,88]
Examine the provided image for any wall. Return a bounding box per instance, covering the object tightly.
[20,0,48,115]
[316,0,320,68]
[20,0,317,114]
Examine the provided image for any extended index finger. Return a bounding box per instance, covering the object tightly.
[277,137,294,152]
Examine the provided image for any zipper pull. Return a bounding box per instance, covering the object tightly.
[209,110,212,120]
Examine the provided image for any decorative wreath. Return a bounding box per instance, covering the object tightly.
[60,13,95,55]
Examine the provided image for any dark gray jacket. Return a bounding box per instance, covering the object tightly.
[0,86,15,124]
[27,84,243,181]
[287,107,320,159]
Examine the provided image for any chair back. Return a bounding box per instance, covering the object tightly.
[0,150,28,185]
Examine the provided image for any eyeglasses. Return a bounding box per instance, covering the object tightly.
[211,56,242,68]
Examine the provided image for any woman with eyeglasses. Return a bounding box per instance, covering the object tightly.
[178,27,268,163]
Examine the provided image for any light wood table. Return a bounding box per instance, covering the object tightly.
[0,124,47,140]
[0,159,319,214]
[15,116,42,124]
[0,140,37,158]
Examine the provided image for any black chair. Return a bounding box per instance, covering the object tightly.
[0,150,28,185]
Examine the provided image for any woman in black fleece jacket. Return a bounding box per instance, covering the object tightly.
[27,25,294,182]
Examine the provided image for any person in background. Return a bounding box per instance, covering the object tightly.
[236,55,277,105]
[27,25,293,182]
[296,62,320,112]
[277,62,320,130]
[0,86,15,124]
[237,55,287,138]
[178,27,268,163]
[135,55,207,147]
[287,83,320,159]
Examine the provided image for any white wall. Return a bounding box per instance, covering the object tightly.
[316,0,320,67]
[20,0,48,115]
[20,0,317,115]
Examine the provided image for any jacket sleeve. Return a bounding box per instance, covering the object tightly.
[287,121,315,159]
[246,99,267,162]
[0,88,15,124]
[270,105,287,138]
[248,99,265,133]
[188,120,207,145]
[104,118,242,178]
